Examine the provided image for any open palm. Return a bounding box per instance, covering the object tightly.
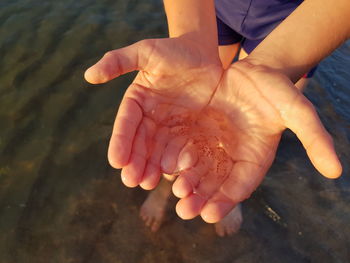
[85,37,223,190]
[171,60,342,223]
[85,39,342,223]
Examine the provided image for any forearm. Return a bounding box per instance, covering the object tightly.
[248,0,350,83]
[163,0,218,54]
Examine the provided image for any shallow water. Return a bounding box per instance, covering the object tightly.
[0,0,350,262]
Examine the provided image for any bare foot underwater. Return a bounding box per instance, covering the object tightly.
[140,177,172,232]
[140,176,243,236]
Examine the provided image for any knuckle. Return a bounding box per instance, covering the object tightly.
[137,39,153,49]
[301,98,317,116]
[137,39,157,57]
[103,51,115,60]
[289,94,315,118]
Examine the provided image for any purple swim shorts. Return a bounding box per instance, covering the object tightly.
[215,0,317,77]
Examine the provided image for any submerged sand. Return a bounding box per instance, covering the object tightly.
[0,0,350,262]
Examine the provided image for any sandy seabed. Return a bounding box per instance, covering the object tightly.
[0,0,350,262]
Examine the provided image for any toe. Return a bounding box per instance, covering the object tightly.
[145,216,153,227]
[151,220,161,232]
[215,224,225,237]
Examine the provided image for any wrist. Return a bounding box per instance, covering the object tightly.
[172,34,221,65]
[163,0,219,62]
[244,51,304,84]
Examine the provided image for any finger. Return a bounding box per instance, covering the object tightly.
[197,144,234,197]
[84,39,155,84]
[172,176,193,199]
[172,160,209,198]
[176,142,198,172]
[201,161,265,223]
[285,95,342,178]
[108,97,142,168]
[161,136,188,174]
[192,174,224,201]
[175,193,206,220]
[120,119,149,188]
[238,66,342,179]
[140,127,170,190]
[200,194,234,223]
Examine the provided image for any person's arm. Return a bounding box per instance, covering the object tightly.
[247,0,350,84]
[163,0,219,60]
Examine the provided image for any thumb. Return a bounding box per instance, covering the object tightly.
[284,94,342,179]
[84,39,154,84]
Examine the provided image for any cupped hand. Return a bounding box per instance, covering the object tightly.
[84,37,223,190]
[85,39,342,224]
[171,60,342,223]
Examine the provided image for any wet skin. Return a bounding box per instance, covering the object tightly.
[85,37,342,223]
